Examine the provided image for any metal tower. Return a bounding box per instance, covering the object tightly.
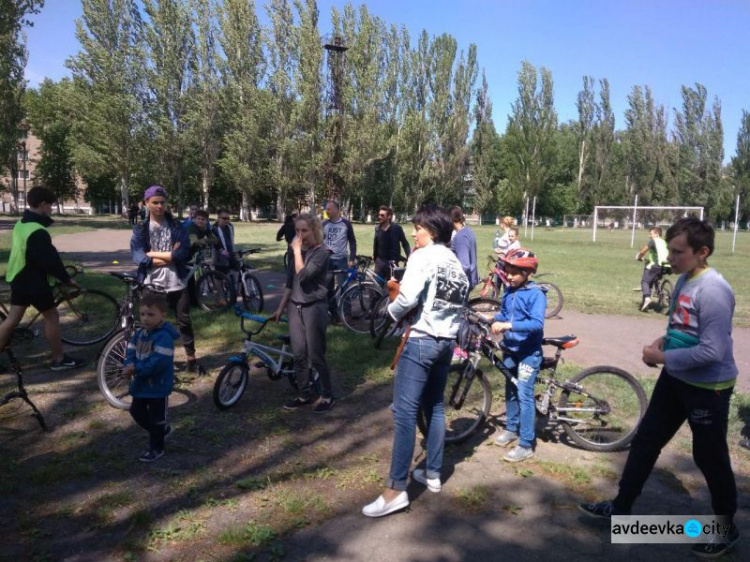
[323,34,348,201]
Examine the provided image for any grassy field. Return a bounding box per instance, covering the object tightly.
[1,215,749,559]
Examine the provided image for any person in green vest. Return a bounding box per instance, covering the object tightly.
[0,187,85,370]
[636,226,669,311]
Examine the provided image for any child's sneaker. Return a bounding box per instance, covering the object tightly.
[139,449,164,463]
[51,355,86,371]
[412,468,441,493]
[283,396,313,410]
[493,430,518,448]
[314,397,335,413]
[691,525,740,559]
[503,445,534,463]
[640,297,652,311]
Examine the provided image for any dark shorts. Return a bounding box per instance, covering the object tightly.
[10,288,56,312]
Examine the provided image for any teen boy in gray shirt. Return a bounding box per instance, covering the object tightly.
[579,218,740,559]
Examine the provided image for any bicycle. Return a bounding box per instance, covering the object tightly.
[0,265,120,346]
[188,249,235,313]
[328,255,386,334]
[213,306,319,410]
[232,248,264,313]
[0,334,48,431]
[416,309,648,452]
[649,264,673,313]
[477,254,564,319]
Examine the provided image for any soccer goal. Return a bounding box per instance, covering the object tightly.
[593,205,704,246]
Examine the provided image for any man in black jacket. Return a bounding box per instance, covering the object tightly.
[0,187,84,370]
[372,205,410,281]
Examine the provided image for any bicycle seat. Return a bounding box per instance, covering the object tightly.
[542,335,579,349]
[276,335,291,345]
[110,271,138,282]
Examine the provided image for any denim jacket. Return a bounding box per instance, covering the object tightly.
[131,213,191,283]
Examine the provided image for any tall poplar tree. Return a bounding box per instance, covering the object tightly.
[67,0,147,211]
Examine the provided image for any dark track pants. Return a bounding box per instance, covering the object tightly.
[288,300,333,399]
[614,370,736,521]
[130,397,169,452]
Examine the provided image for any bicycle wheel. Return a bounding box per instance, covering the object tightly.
[59,289,120,346]
[538,282,563,319]
[467,296,501,314]
[369,294,391,338]
[658,279,673,314]
[557,366,647,452]
[338,282,384,334]
[417,362,492,445]
[97,331,132,410]
[213,362,249,410]
[240,272,264,313]
[197,270,235,312]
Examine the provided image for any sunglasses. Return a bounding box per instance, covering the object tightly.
[219,216,230,220]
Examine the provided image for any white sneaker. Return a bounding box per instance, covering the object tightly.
[640,297,652,311]
[362,491,409,517]
[412,468,441,493]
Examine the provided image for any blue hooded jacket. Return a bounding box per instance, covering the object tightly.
[493,281,546,355]
[125,321,181,398]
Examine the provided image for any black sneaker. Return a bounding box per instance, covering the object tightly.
[314,397,335,414]
[51,355,86,371]
[578,500,629,520]
[139,449,164,463]
[187,359,208,376]
[283,397,313,411]
[691,525,740,559]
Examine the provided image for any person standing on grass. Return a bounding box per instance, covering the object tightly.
[273,213,335,413]
[212,209,237,275]
[276,213,298,244]
[0,187,85,370]
[131,185,205,375]
[448,206,479,289]
[636,226,669,311]
[123,292,180,463]
[363,205,469,518]
[489,248,545,463]
[579,218,740,559]
[186,209,220,307]
[493,216,515,254]
[372,205,410,282]
[323,200,357,271]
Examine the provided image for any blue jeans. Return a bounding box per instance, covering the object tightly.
[387,337,453,491]
[503,350,542,449]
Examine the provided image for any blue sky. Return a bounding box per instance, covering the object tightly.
[25,0,750,161]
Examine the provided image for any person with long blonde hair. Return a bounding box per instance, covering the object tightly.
[274,213,335,413]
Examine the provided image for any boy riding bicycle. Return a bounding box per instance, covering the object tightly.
[636,227,669,311]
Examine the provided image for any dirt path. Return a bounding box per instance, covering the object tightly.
[53,228,750,394]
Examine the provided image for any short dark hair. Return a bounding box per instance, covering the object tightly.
[448,205,465,224]
[27,186,56,207]
[412,204,453,245]
[378,205,392,217]
[650,227,662,236]
[140,291,168,313]
[666,217,714,257]
[195,209,209,219]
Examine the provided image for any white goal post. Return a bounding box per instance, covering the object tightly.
[593,201,704,247]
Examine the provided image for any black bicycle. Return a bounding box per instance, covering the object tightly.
[416,310,648,452]
[233,248,264,313]
[649,264,673,314]
[0,265,120,346]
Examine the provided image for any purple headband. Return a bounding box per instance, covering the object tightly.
[144,185,167,200]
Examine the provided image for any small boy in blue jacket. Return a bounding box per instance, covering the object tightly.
[123,292,181,462]
[489,248,546,463]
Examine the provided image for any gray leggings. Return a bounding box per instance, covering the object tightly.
[288,300,333,399]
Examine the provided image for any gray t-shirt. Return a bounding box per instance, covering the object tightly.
[144,221,185,292]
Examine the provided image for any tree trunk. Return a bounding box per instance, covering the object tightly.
[201,173,210,210]
[577,139,586,190]
[240,191,251,222]
[120,174,130,216]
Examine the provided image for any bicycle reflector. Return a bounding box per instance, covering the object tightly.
[562,338,580,349]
